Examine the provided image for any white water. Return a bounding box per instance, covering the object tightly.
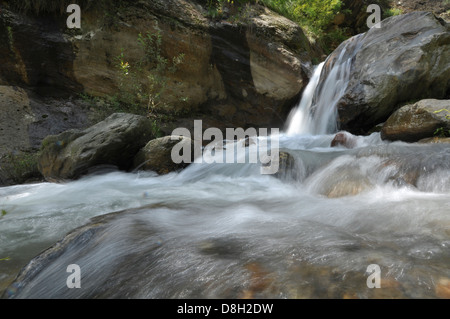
[1,135,449,298]
[1,33,449,298]
[286,34,363,135]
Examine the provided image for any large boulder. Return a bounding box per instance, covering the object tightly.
[320,12,450,134]
[381,99,450,142]
[37,113,154,181]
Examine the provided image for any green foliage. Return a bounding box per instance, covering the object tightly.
[433,109,450,137]
[0,257,11,261]
[434,127,450,138]
[6,26,13,47]
[260,0,342,32]
[259,0,348,52]
[206,0,252,18]
[1,209,7,218]
[383,7,403,18]
[116,23,186,116]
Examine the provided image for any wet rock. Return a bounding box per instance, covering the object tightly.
[133,135,194,175]
[321,12,450,134]
[38,113,153,181]
[418,137,450,144]
[269,151,302,181]
[331,131,358,148]
[325,176,373,198]
[381,99,450,142]
[435,277,450,299]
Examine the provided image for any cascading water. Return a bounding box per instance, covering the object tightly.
[1,35,449,299]
[286,34,364,135]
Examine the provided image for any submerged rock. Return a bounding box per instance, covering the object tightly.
[38,113,153,181]
[381,99,450,142]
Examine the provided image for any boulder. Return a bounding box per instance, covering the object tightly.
[133,135,194,175]
[320,12,450,134]
[381,99,450,142]
[37,113,153,181]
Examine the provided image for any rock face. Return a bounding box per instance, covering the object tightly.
[321,12,450,134]
[0,0,316,131]
[133,135,194,175]
[0,85,91,186]
[381,99,450,142]
[38,113,153,181]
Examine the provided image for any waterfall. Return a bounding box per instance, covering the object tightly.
[285,34,364,136]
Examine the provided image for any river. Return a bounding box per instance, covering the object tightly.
[1,35,449,298]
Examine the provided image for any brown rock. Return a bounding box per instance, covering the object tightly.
[381,99,450,142]
[435,277,450,299]
[331,131,358,148]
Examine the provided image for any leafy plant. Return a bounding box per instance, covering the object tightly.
[434,127,450,138]
[116,23,186,117]
[0,257,11,261]
[432,109,450,137]
[383,7,403,18]
[259,0,348,52]
[1,209,7,218]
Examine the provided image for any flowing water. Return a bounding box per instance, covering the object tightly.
[1,35,449,298]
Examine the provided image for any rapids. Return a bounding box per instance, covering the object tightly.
[1,34,449,299]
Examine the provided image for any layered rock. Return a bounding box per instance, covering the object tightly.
[320,12,450,134]
[37,113,153,181]
[381,99,450,142]
[0,0,316,131]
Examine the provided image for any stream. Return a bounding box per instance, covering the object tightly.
[0,35,449,299]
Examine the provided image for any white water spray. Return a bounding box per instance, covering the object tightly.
[286,35,363,135]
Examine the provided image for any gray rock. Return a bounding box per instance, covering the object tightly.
[37,113,153,181]
[321,12,450,134]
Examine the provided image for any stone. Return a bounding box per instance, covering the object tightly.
[320,12,450,134]
[435,277,450,299]
[418,137,450,144]
[133,135,194,175]
[37,113,153,181]
[331,131,358,148]
[381,99,450,142]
